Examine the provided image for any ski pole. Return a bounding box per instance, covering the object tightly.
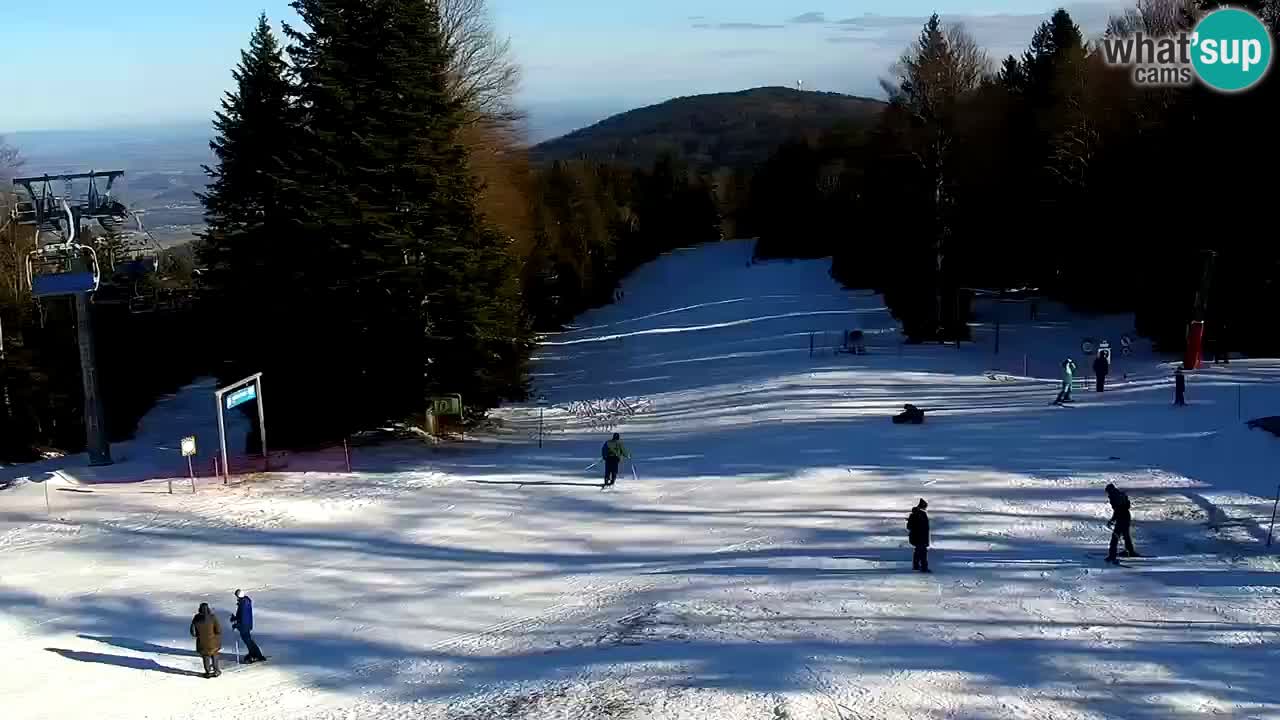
[631,461,638,482]
[585,460,600,472]
[1268,484,1279,548]
[236,638,242,665]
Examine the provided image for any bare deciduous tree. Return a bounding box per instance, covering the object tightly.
[1107,0,1197,37]
[436,0,523,128]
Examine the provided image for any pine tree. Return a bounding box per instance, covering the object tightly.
[197,14,298,447]
[281,0,529,433]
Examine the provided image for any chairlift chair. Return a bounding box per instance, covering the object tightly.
[26,200,102,298]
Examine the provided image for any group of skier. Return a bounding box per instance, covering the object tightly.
[1055,352,1189,406]
[188,589,267,679]
[597,434,1136,571]
[905,483,1139,571]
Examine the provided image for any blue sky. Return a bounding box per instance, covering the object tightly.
[0,1,1130,135]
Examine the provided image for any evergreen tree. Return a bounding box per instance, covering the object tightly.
[197,14,298,448]
[280,0,529,434]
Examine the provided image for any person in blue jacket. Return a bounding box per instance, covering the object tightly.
[230,589,267,663]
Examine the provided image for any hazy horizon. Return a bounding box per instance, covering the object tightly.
[0,1,1130,135]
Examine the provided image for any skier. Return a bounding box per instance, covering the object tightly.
[230,589,266,664]
[1104,483,1140,564]
[1055,358,1077,404]
[601,433,630,488]
[907,498,931,572]
[1093,350,1110,393]
[1174,367,1187,407]
[190,602,223,678]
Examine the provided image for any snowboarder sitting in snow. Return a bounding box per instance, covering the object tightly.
[907,499,931,572]
[1174,368,1187,406]
[1104,483,1140,564]
[892,404,925,425]
[1093,350,1110,393]
[601,433,630,487]
[231,589,266,664]
[190,602,223,678]
[1055,358,1077,404]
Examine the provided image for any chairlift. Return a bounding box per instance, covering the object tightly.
[26,200,102,298]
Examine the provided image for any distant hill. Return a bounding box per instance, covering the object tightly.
[532,87,885,170]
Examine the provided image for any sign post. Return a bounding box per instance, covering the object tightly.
[429,395,463,439]
[215,373,266,485]
[181,436,197,493]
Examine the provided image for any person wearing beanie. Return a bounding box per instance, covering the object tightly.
[907,499,931,572]
[231,589,266,663]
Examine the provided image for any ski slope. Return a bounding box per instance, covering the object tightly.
[3,239,1280,720]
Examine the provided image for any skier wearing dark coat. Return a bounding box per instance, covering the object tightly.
[190,602,223,678]
[231,589,266,663]
[1093,352,1110,393]
[907,499,931,572]
[1105,483,1139,563]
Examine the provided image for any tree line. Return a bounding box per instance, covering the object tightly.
[752,0,1279,352]
[199,0,721,447]
[0,0,721,459]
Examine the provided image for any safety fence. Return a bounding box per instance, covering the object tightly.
[208,442,353,485]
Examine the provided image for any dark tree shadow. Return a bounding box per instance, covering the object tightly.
[78,634,199,657]
[46,648,205,677]
[469,479,604,488]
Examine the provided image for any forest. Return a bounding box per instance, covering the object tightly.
[751,0,1280,351]
[0,0,1276,459]
[0,0,722,457]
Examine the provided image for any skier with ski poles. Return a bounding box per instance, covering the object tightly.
[601,433,630,488]
[1104,483,1141,564]
[230,589,266,664]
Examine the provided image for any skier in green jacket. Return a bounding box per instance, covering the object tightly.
[601,433,630,487]
[1055,358,1077,405]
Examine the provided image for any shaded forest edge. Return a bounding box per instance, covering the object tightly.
[751,2,1280,352]
[0,0,723,460]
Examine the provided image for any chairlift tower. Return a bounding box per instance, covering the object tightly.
[10,171,133,466]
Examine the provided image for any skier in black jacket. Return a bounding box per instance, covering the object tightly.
[1105,483,1140,563]
[907,499,931,572]
[1093,351,1111,393]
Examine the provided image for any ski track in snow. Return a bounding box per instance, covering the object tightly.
[4,239,1280,719]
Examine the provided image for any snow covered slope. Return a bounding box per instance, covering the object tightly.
[3,239,1280,720]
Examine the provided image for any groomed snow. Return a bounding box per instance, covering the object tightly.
[3,239,1280,719]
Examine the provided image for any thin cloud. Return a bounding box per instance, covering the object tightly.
[697,22,786,30]
[827,3,1128,54]
[709,48,778,58]
[790,12,828,24]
